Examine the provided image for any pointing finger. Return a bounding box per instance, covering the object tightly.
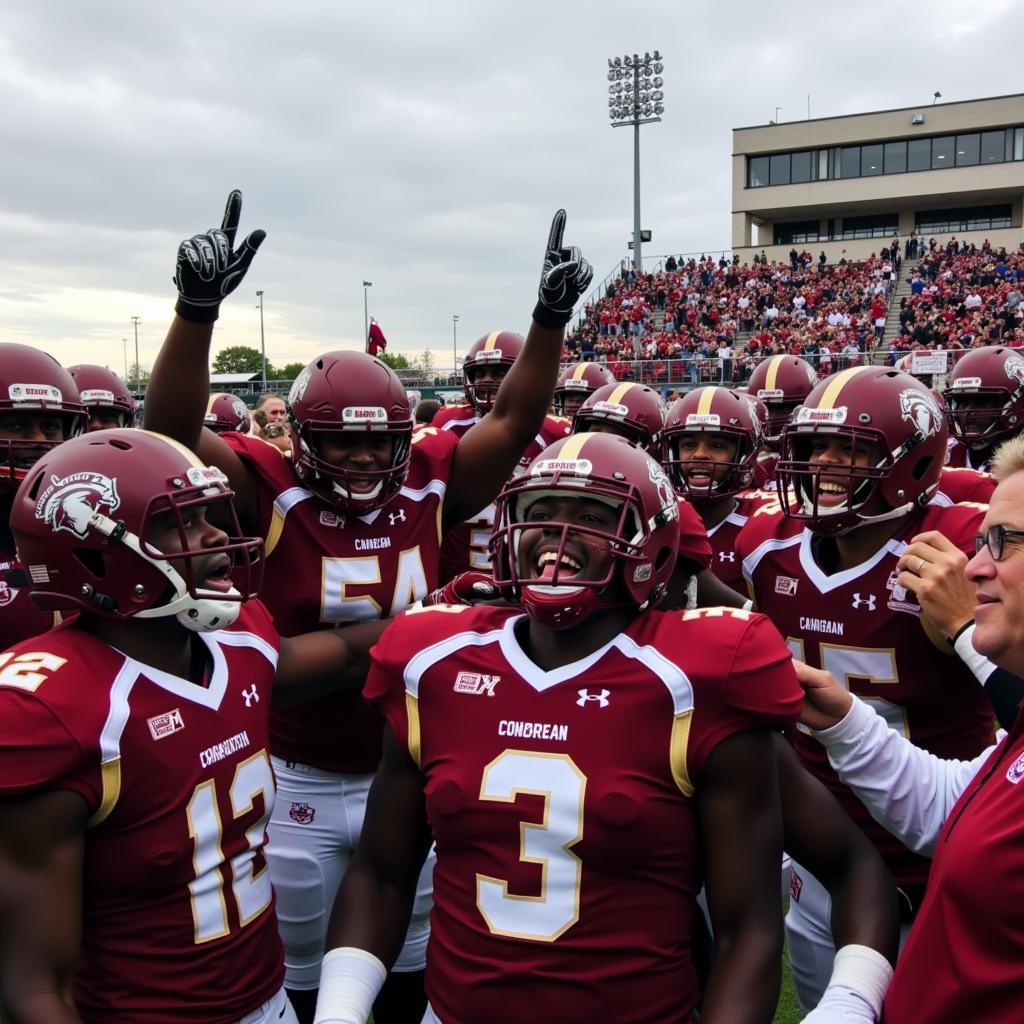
[220,190,243,247]
[546,209,566,255]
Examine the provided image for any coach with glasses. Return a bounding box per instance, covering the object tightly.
[797,434,1024,1023]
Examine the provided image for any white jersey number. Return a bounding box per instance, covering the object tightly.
[186,749,276,943]
[789,639,908,737]
[320,548,428,623]
[476,750,586,942]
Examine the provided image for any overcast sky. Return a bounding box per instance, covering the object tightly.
[1,0,1019,378]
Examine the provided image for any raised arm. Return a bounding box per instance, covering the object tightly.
[0,791,87,1024]
[443,211,592,529]
[698,730,785,1024]
[143,191,266,515]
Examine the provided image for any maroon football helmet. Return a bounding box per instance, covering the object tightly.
[943,346,1024,450]
[287,351,413,514]
[664,386,762,503]
[0,344,86,491]
[746,354,819,443]
[463,331,525,415]
[777,366,947,536]
[553,362,617,417]
[10,429,262,630]
[204,392,252,434]
[492,432,679,629]
[67,364,136,430]
[571,382,668,460]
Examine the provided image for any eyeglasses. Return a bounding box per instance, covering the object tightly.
[974,524,1024,561]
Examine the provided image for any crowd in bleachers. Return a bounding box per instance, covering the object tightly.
[564,246,901,382]
[887,238,1024,365]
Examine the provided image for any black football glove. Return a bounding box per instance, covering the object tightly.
[173,190,266,323]
[533,209,593,329]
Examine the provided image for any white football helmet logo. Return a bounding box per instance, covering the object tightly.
[899,389,943,440]
[35,472,121,539]
[289,367,312,404]
[1004,354,1024,387]
[231,399,248,424]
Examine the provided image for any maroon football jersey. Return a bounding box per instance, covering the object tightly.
[738,503,996,885]
[435,412,572,583]
[0,603,283,1023]
[753,450,779,488]
[703,495,777,595]
[675,497,712,572]
[0,539,60,649]
[224,431,456,773]
[935,465,996,504]
[884,712,1024,1023]
[366,604,801,1024]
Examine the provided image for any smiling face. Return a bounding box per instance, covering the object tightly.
[674,431,739,497]
[317,432,394,497]
[806,433,880,508]
[965,471,1024,675]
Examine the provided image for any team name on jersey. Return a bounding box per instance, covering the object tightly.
[497,720,569,742]
[354,537,391,551]
[799,616,845,636]
[199,729,251,768]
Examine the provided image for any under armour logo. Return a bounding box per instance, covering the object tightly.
[577,688,610,708]
[851,593,877,611]
[718,551,736,562]
[388,509,407,525]
[242,685,260,707]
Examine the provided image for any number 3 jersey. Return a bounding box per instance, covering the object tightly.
[366,604,802,1024]
[737,503,996,886]
[0,603,282,1024]
[224,430,457,773]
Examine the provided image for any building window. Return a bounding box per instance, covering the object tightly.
[907,138,931,172]
[840,213,899,239]
[745,124,1024,188]
[981,130,1005,165]
[839,146,861,178]
[915,204,1013,234]
[769,153,791,186]
[774,220,821,245]
[791,150,812,183]
[748,156,770,187]
[955,133,980,166]
[884,140,907,174]
[931,135,955,169]
[861,143,884,176]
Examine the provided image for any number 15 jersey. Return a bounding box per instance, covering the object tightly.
[366,604,801,1024]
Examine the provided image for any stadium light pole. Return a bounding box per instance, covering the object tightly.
[608,51,665,271]
[122,337,128,383]
[363,281,372,347]
[452,314,459,376]
[130,315,141,394]
[256,290,267,390]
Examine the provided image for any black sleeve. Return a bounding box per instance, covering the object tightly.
[983,667,1024,732]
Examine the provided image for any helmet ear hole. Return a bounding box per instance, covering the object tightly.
[74,548,108,579]
[911,455,936,482]
[653,545,674,572]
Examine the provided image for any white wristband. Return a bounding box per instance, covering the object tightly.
[741,598,754,612]
[821,944,892,1020]
[313,947,388,1024]
[953,622,997,685]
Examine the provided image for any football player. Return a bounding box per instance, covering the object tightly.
[551,361,616,417]
[313,432,805,1024]
[745,354,819,486]
[67,364,136,431]
[0,429,384,1024]
[0,344,86,649]
[943,345,1024,473]
[664,386,769,596]
[432,331,573,582]
[736,364,997,1011]
[143,192,593,1023]
[204,392,252,434]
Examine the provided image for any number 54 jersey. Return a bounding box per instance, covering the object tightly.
[737,503,996,887]
[366,604,801,1024]
[0,604,282,1024]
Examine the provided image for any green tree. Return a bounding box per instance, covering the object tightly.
[212,345,267,375]
[414,349,435,380]
[272,361,308,381]
[378,352,412,371]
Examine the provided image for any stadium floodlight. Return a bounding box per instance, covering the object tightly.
[607,49,665,270]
